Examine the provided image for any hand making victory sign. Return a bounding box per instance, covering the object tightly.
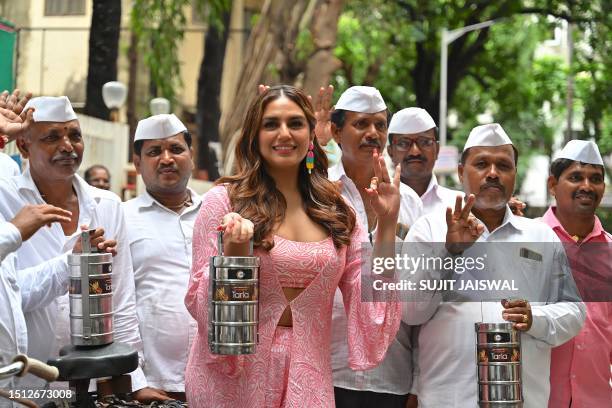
[445,194,485,255]
[365,149,401,227]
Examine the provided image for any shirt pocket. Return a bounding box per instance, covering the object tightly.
[515,257,546,301]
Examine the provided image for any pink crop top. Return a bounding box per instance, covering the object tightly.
[271,235,334,289]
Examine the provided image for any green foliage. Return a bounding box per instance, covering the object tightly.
[131,0,190,106]
[130,0,231,106]
[193,0,231,32]
[328,0,611,191]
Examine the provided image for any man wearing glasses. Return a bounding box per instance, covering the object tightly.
[387,108,462,217]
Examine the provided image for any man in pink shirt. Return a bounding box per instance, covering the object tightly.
[543,140,612,408]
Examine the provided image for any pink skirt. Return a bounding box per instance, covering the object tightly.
[265,326,293,408]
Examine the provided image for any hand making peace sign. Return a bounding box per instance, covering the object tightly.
[445,194,485,255]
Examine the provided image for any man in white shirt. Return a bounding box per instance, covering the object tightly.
[402,123,586,408]
[317,86,422,407]
[0,152,19,178]
[1,205,72,399]
[386,107,462,407]
[0,96,148,397]
[122,114,201,402]
[387,107,462,216]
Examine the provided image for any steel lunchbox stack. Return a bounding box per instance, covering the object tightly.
[475,322,523,407]
[208,231,260,355]
[68,230,114,346]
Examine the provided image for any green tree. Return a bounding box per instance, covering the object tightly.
[131,0,190,106]
[331,0,610,181]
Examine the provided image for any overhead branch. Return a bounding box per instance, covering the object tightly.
[517,7,599,23]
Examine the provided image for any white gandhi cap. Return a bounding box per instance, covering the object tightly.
[134,114,187,142]
[463,123,512,152]
[23,96,78,122]
[388,107,436,135]
[556,140,603,166]
[335,86,387,114]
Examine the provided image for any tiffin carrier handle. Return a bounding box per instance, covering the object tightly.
[217,229,254,256]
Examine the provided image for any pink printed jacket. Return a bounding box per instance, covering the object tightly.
[184,185,401,407]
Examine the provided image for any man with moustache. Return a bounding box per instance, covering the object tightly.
[385,108,463,407]
[121,114,201,402]
[542,140,611,407]
[0,96,148,397]
[387,108,462,216]
[321,86,422,407]
[401,123,585,408]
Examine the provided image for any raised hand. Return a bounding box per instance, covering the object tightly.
[10,204,72,242]
[364,149,400,226]
[508,196,526,217]
[312,85,334,146]
[445,194,484,254]
[258,84,270,95]
[0,106,34,144]
[0,89,32,116]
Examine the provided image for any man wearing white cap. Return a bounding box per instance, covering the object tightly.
[401,123,586,408]
[0,96,147,396]
[121,114,200,402]
[542,140,611,407]
[387,107,462,217]
[321,86,422,407]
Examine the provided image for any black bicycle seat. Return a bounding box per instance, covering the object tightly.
[47,342,138,381]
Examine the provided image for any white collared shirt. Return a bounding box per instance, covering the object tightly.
[0,152,19,179]
[0,219,72,401]
[0,220,25,398]
[122,189,201,392]
[419,174,463,216]
[401,207,586,408]
[0,168,146,392]
[328,160,423,395]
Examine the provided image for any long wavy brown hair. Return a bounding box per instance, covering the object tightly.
[216,85,356,250]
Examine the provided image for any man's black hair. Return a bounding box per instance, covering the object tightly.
[549,158,604,180]
[133,131,192,156]
[84,164,110,182]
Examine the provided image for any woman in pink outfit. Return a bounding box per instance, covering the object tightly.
[185,85,401,407]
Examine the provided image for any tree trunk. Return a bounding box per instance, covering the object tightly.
[127,30,138,161]
[301,0,344,97]
[195,11,231,181]
[84,0,121,120]
[219,0,311,160]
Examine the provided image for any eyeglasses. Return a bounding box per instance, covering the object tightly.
[392,137,436,151]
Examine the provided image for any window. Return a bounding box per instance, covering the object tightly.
[44,0,86,16]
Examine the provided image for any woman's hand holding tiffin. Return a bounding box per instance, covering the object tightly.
[219,213,254,256]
